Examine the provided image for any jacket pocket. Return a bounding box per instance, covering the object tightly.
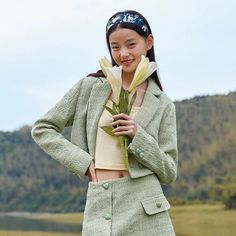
[141,194,170,215]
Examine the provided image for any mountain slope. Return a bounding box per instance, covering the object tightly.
[0,91,235,212]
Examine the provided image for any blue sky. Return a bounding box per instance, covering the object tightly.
[0,0,235,131]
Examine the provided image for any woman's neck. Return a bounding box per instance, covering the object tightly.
[122,71,135,90]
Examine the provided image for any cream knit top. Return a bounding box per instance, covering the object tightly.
[95,99,140,170]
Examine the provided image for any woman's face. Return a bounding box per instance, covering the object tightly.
[109,28,153,77]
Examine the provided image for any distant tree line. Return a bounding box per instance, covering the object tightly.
[0,91,235,212]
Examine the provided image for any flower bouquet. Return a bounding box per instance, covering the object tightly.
[99,55,157,168]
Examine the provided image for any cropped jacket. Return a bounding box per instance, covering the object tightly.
[31,76,178,185]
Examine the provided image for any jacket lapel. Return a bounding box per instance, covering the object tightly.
[135,79,162,129]
[87,78,111,157]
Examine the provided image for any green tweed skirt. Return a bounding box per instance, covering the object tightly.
[82,174,175,236]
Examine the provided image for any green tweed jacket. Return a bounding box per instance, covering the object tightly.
[31,76,178,184]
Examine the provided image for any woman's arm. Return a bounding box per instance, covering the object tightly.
[128,102,178,185]
[31,79,93,179]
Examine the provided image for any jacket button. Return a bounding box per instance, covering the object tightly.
[105,213,112,220]
[156,203,162,208]
[136,148,141,154]
[102,183,109,190]
[139,152,144,158]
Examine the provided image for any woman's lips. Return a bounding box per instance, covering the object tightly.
[122,59,133,67]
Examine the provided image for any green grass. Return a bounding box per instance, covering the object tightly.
[29,212,83,225]
[30,204,236,236]
[0,204,235,236]
[0,231,80,236]
[170,204,236,236]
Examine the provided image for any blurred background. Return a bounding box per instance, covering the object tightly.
[0,0,235,236]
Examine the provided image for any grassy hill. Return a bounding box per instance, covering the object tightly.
[0,127,87,212]
[167,91,236,202]
[0,91,235,212]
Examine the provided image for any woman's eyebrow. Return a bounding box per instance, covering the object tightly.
[126,38,136,43]
[110,38,136,45]
[110,42,119,45]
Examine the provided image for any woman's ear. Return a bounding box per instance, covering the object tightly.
[146,34,154,50]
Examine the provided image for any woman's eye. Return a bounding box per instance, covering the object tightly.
[129,43,136,48]
[111,46,119,50]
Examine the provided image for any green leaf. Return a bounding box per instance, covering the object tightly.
[119,89,125,113]
[112,101,120,114]
[100,126,116,136]
[103,105,117,116]
[127,91,137,115]
[119,88,129,113]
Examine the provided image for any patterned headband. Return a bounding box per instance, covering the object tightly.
[106,12,149,35]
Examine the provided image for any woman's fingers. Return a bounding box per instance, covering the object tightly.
[112,119,135,127]
[111,113,137,138]
[90,169,98,182]
[112,113,130,120]
[112,127,136,137]
[112,125,134,132]
[88,161,98,182]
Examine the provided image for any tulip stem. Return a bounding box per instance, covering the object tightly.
[124,136,128,168]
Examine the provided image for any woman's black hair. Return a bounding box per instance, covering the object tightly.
[88,10,163,91]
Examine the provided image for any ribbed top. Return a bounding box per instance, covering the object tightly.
[95,100,140,170]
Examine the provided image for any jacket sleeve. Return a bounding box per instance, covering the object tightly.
[128,102,178,184]
[31,79,93,179]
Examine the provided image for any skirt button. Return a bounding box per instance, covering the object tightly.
[105,213,112,220]
[102,183,109,190]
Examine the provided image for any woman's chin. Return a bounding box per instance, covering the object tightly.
[122,67,136,75]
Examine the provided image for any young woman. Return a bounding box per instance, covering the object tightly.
[31,10,178,236]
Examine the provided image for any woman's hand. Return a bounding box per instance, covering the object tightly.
[86,161,98,182]
[112,113,137,139]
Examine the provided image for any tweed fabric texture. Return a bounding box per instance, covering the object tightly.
[82,174,175,236]
[31,76,178,235]
[31,76,178,184]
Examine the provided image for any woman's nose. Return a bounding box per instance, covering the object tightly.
[120,47,129,58]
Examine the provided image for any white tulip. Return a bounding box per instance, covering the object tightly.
[128,55,157,92]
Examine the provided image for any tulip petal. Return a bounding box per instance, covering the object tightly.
[106,66,122,104]
[103,57,113,67]
[99,56,113,77]
[148,62,157,76]
[128,55,157,92]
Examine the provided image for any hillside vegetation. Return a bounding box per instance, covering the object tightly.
[168,91,236,203]
[0,91,235,212]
